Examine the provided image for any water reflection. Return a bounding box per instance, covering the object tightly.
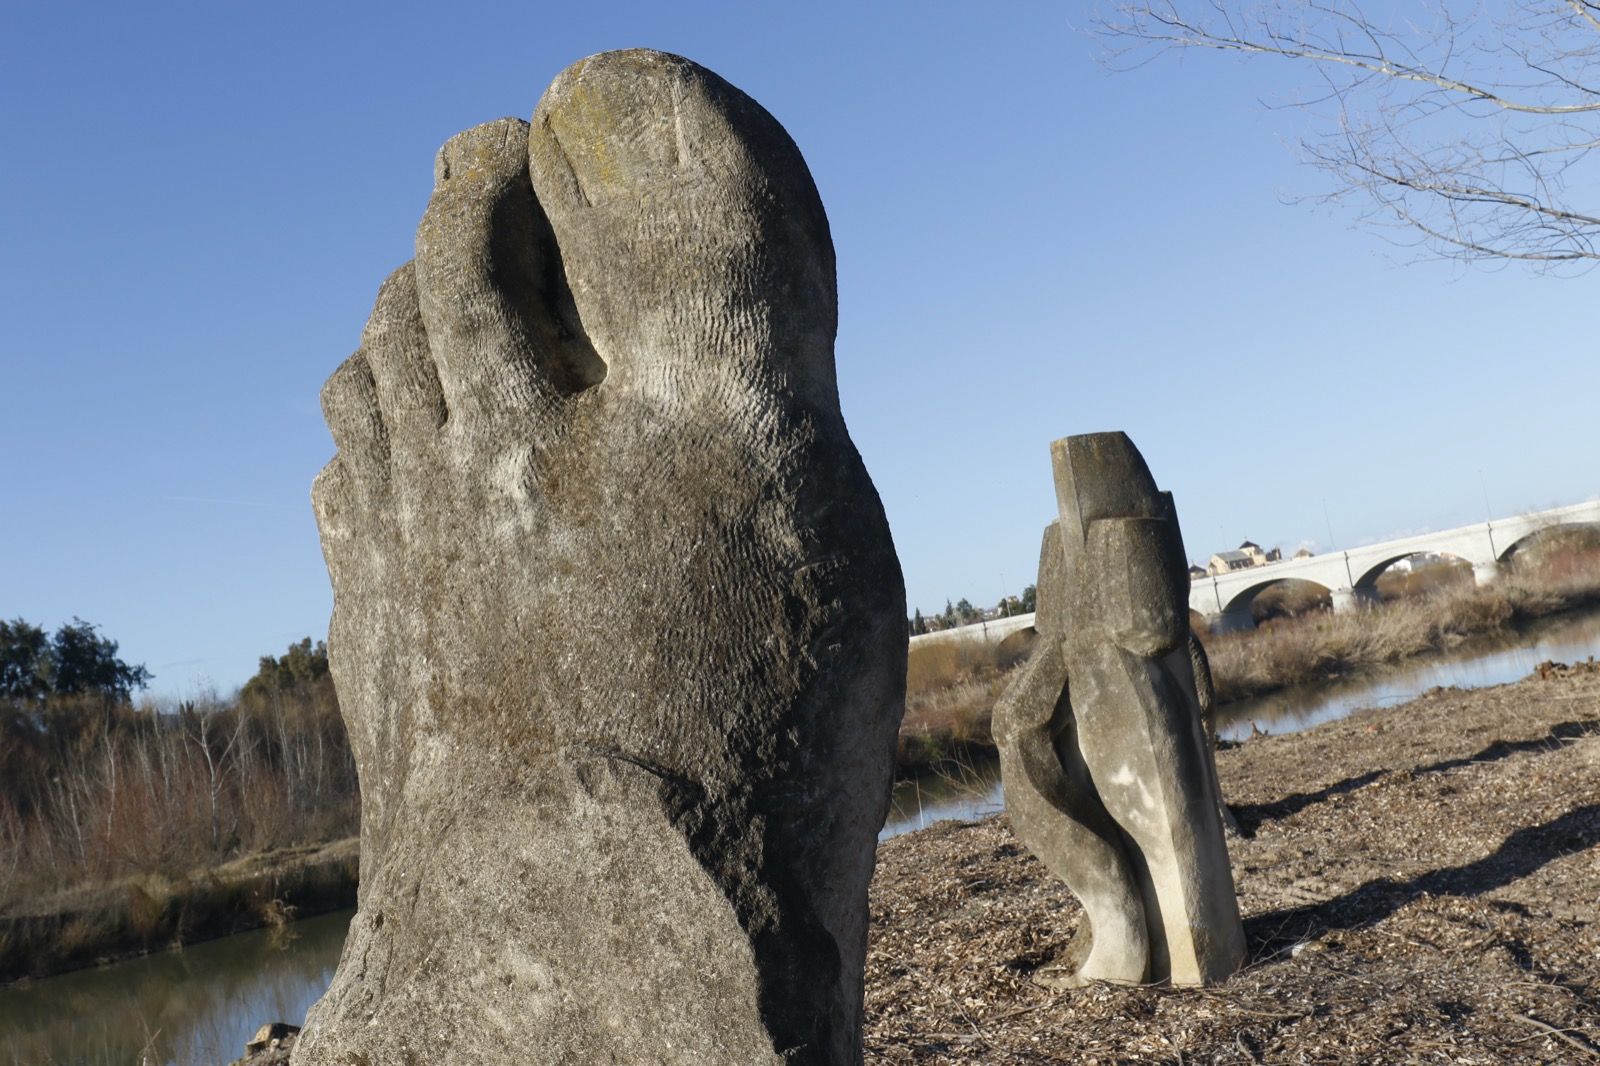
[1214,608,1600,741]
[881,759,1002,841]
[881,608,1600,839]
[7,608,1598,1063]
[0,909,350,1066]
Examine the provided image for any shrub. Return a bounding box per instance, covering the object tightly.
[0,641,357,916]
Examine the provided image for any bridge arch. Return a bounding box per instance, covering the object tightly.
[1351,550,1476,592]
[1216,575,1335,619]
[1192,500,1600,625]
[1496,521,1600,565]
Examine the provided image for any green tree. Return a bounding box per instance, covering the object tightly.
[910,609,927,636]
[0,617,150,703]
[48,619,152,700]
[0,619,49,700]
[1020,585,1037,614]
[240,637,331,704]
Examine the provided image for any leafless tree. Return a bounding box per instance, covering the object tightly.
[1100,0,1600,268]
[180,699,250,850]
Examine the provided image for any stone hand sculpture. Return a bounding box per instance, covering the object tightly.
[995,432,1244,987]
[297,50,905,1066]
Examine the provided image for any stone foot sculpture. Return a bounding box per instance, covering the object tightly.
[298,50,905,1066]
[994,433,1244,987]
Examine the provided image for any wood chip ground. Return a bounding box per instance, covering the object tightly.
[865,662,1600,1064]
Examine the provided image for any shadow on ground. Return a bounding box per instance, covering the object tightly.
[1244,803,1600,961]
[1230,719,1600,837]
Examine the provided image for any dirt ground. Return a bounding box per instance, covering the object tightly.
[865,661,1600,1064]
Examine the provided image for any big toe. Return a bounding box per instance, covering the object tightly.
[529,49,838,406]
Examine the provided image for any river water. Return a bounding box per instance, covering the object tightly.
[0,910,350,1066]
[878,607,1600,842]
[1211,607,1600,741]
[6,607,1599,1065]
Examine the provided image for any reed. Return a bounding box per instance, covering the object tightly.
[0,683,356,918]
[900,636,1030,775]
[1200,551,1600,703]
[898,544,1600,771]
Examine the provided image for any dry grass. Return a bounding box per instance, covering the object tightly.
[898,548,1600,771]
[0,839,357,982]
[901,638,1029,776]
[1201,550,1600,704]
[0,686,360,979]
[0,681,357,942]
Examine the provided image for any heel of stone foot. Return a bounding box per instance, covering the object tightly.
[1029,926,1094,990]
[1055,922,1151,988]
[1035,962,1149,990]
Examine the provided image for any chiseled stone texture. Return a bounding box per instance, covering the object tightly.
[297,50,905,1066]
[994,432,1244,987]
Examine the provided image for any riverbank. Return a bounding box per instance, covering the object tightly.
[228,660,1600,1064]
[866,660,1600,1062]
[9,598,1587,985]
[1203,565,1600,705]
[900,561,1600,776]
[0,838,356,983]
[8,560,1596,989]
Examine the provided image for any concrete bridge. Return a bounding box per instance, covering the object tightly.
[909,611,1036,649]
[1190,499,1600,631]
[911,498,1600,647]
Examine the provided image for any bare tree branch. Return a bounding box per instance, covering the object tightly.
[1100,0,1600,266]
[1570,0,1600,36]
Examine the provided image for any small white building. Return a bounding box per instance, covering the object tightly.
[1208,540,1282,576]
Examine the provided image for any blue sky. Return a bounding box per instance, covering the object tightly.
[3,1,1595,699]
